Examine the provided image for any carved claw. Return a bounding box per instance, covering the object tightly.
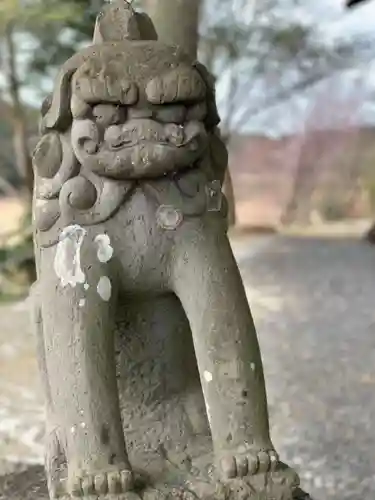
[67,468,134,498]
[219,448,279,480]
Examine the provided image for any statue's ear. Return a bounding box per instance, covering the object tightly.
[193,62,221,130]
[41,93,52,117]
[41,67,76,132]
[135,12,158,41]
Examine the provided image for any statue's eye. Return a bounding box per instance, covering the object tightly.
[78,137,99,155]
[92,104,126,126]
[72,119,100,155]
[154,104,187,124]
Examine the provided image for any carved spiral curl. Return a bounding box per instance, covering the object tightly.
[64,176,98,210]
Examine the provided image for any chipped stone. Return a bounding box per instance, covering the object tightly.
[54,225,87,288]
[94,234,114,263]
[156,205,183,230]
[97,276,112,301]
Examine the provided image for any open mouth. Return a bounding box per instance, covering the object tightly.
[107,136,200,151]
[103,120,204,152]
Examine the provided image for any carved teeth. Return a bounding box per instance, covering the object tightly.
[165,124,185,146]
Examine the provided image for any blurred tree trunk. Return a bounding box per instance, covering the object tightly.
[4,23,34,199]
[143,0,236,227]
[0,176,19,197]
[281,158,316,226]
[366,223,375,243]
[142,0,201,59]
[220,71,239,228]
[220,133,236,227]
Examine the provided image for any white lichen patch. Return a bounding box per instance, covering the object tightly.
[204,371,213,383]
[97,276,112,302]
[250,363,256,372]
[35,199,48,208]
[79,299,86,308]
[84,283,90,290]
[54,225,87,288]
[205,403,212,425]
[94,234,114,263]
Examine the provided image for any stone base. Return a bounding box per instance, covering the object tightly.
[0,464,312,500]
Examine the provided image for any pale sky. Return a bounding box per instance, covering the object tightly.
[239,0,375,135]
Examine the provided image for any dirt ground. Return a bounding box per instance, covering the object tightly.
[0,198,25,237]
[0,209,374,499]
[0,298,44,465]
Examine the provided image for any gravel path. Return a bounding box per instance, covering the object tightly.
[240,236,375,500]
[1,235,374,500]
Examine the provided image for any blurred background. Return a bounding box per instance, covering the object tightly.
[0,1,375,499]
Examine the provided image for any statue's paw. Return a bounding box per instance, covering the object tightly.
[67,467,134,498]
[218,461,301,500]
[219,446,279,480]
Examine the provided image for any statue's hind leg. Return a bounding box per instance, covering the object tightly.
[37,232,133,499]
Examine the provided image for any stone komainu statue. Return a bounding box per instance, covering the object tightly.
[31,2,305,499]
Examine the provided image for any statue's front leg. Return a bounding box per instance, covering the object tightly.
[38,236,133,499]
[30,283,67,498]
[171,217,278,481]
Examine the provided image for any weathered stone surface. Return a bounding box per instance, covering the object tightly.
[30,2,308,500]
[145,66,207,104]
[32,132,62,179]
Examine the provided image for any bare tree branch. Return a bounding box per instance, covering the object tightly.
[234,56,373,130]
